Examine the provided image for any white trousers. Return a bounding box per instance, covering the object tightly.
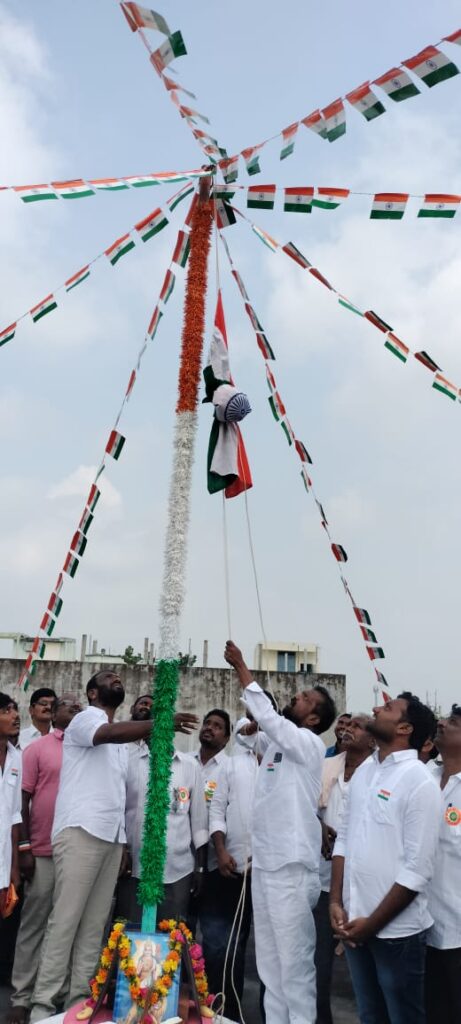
[252,863,320,1024]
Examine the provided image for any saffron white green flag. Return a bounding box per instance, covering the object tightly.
[247,185,276,210]
[443,29,461,46]
[374,67,420,102]
[30,294,57,323]
[105,430,126,460]
[135,208,169,242]
[52,179,95,199]
[151,31,187,73]
[159,269,175,304]
[87,485,100,513]
[65,266,90,292]
[63,552,79,578]
[121,2,170,35]
[13,183,58,202]
[78,507,94,535]
[71,530,87,558]
[346,81,385,120]
[168,183,195,212]
[0,323,16,346]
[312,187,349,210]
[219,155,239,183]
[384,332,409,363]
[105,234,135,265]
[370,193,409,219]
[403,46,459,88]
[124,174,160,188]
[282,242,311,268]
[301,109,328,139]
[89,178,129,191]
[280,122,299,160]
[148,306,163,339]
[252,225,277,251]
[172,230,190,267]
[321,99,346,142]
[432,373,457,400]
[283,187,313,213]
[418,194,460,218]
[242,146,263,176]
[40,613,56,638]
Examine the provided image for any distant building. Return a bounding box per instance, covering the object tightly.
[254,641,319,674]
[0,633,76,662]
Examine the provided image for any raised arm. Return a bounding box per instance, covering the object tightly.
[93,712,199,745]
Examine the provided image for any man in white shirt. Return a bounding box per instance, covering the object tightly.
[18,688,56,751]
[0,694,22,914]
[208,746,258,1020]
[315,714,375,1024]
[117,693,207,926]
[330,692,441,1024]
[425,704,461,1024]
[224,640,337,1024]
[30,671,197,1021]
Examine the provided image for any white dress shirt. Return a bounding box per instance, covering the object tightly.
[319,767,349,892]
[125,745,208,882]
[427,768,461,950]
[335,748,441,938]
[190,747,228,871]
[52,706,128,844]
[0,742,22,888]
[209,749,258,872]
[243,682,324,873]
[19,724,54,751]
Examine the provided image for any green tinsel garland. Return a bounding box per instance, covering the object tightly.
[138,658,179,908]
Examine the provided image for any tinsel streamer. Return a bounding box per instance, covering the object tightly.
[139,190,213,920]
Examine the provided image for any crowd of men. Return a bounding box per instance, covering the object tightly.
[0,642,459,1024]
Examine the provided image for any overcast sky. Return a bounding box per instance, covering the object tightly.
[1,0,461,713]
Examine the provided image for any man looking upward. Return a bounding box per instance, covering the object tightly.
[19,689,57,751]
[224,640,336,1024]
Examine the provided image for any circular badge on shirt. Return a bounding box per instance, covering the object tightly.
[445,806,461,826]
[177,787,189,803]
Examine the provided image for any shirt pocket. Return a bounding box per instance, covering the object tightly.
[370,791,394,825]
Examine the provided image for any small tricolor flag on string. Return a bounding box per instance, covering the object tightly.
[403,45,459,88]
[87,484,100,513]
[321,99,346,142]
[231,269,249,301]
[331,543,348,562]
[179,104,210,125]
[159,269,175,304]
[78,508,94,535]
[40,613,56,637]
[172,230,190,267]
[125,369,136,400]
[63,552,79,578]
[124,174,160,188]
[65,266,90,292]
[338,295,363,316]
[281,419,295,446]
[151,31,187,73]
[414,350,440,373]
[370,192,409,220]
[32,638,46,659]
[70,530,87,558]
[294,440,312,464]
[432,373,457,401]
[360,626,378,643]
[215,199,236,229]
[346,81,386,120]
[121,3,171,35]
[241,145,263,176]
[365,310,393,333]
[219,154,239,183]
[301,467,312,492]
[316,499,328,526]
[105,234,135,266]
[52,179,95,199]
[252,225,277,252]
[283,187,313,213]
[417,194,460,218]
[375,668,389,687]
[310,268,334,290]
[168,183,195,212]
[54,572,64,596]
[30,294,57,323]
[247,185,276,210]
[105,430,126,460]
[282,242,311,269]
[245,304,264,333]
[0,323,16,347]
[135,208,168,242]
[256,333,275,360]
[374,67,419,102]
[89,177,129,191]
[162,74,196,98]
[312,187,350,210]
[269,392,286,421]
[148,306,163,340]
[384,332,409,363]
[367,645,385,661]
[266,365,276,392]
[443,28,461,45]
[13,183,58,202]
[47,592,63,617]
[354,607,372,625]
[302,109,328,139]
[280,122,299,160]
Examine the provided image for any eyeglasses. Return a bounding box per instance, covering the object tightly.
[34,701,55,710]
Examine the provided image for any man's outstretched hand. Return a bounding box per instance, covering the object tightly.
[174,712,200,734]
[224,641,253,688]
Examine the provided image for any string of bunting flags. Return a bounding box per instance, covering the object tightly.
[0,180,197,350]
[216,29,461,180]
[226,203,461,409]
[215,183,461,220]
[219,230,388,698]
[18,191,198,689]
[0,168,209,203]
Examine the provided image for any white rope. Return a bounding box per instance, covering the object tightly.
[222,491,233,641]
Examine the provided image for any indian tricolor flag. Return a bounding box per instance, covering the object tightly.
[331,543,348,562]
[32,637,46,659]
[321,99,346,142]
[63,552,79,578]
[150,31,187,73]
[301,109,328,139]
[89,177,128,191]
[70,530,87,557]
[106,429,126,460]
[365,310,393,333]
[360,626,377,643]
[47,591,63,617]
[301,467,312,492]
[219,154,239,184]
[13,183,58,202]
[54,572,64,596]
[444,29,461,46]
[215,199,236,229]
[367,645,385,661]
[148,306,163,339]
[247,185,276,210]
[65,266,90,292]
[346,81,386,120]
[105,233,135,266]
[370,192,409,220]
[256,333,275,361]
[414,350,440,373]
[384,332,409,363]
[283,187,313,213]
[375,668,389,687]
[338,295,363,316]
[353,607,371,625]
[310,267,333,290]
[418,194,460,218]
[0,323,16,347]
[125,369,136,400]
[159,269,175,304]
[124,174,160,188]
[172,230,190,267]
[30,294,57,323]
[135,207,168,242]
[245,304,264,333]
[268,391,286,421]
[52,179,95,199]
[179,104,210,125]
[252,225,277,252]
[168,183,195,212]
[282,242,311,269]
[78,507,94,535]
[40,612,56,637]
[312,187,350,210]
[121,3,171,34]
[294,440,312,464]
[266,365,276,392]
[403,46,459,88]
[374,66,420,102]
[231,270,249,301]
[280,122,299,160]
[281,419,295,446]
[432,373,457,400]
[87,484,100,513]
[241,145,263,176]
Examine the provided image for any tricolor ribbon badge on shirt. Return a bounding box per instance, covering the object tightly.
[204,780,217,802]
[377,788,391,801]
[445,805,461,826]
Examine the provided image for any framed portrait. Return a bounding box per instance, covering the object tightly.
[113,931,180,1024]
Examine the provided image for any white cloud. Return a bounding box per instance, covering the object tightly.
[48,465,122,508]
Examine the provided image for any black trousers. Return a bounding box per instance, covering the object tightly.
[313,890,338,1024]
[199,868,252,1023]
[426,945,461,1024]
[115,873,194,930]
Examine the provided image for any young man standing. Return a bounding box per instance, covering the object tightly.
[224,640,336,1024]
[425,704,461,1024]
[0,695,21,915]
[324,713,352,758]
[18,689,57,751]
[330,693,441,1024]
[9,693,82,1024]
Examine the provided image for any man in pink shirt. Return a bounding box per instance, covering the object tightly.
[8,693,82,1024]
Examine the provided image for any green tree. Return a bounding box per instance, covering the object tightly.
[178,651,197,668]
[123,645,142,666]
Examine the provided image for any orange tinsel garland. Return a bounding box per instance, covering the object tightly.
[176,196,213,414]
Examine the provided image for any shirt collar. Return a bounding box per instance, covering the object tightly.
[196,747,227,767]
[54,729,64,741]
[373,748,418,766]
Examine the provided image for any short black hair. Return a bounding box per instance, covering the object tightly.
[337,712,352,720]
[204,708,231,737]
[450,704,461,717]
[86,670,115,697]
[0,692,14,710]
[133,693,153,707]
[313,686,337,735]
[398,692,438,752]
[30,687,57,706]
